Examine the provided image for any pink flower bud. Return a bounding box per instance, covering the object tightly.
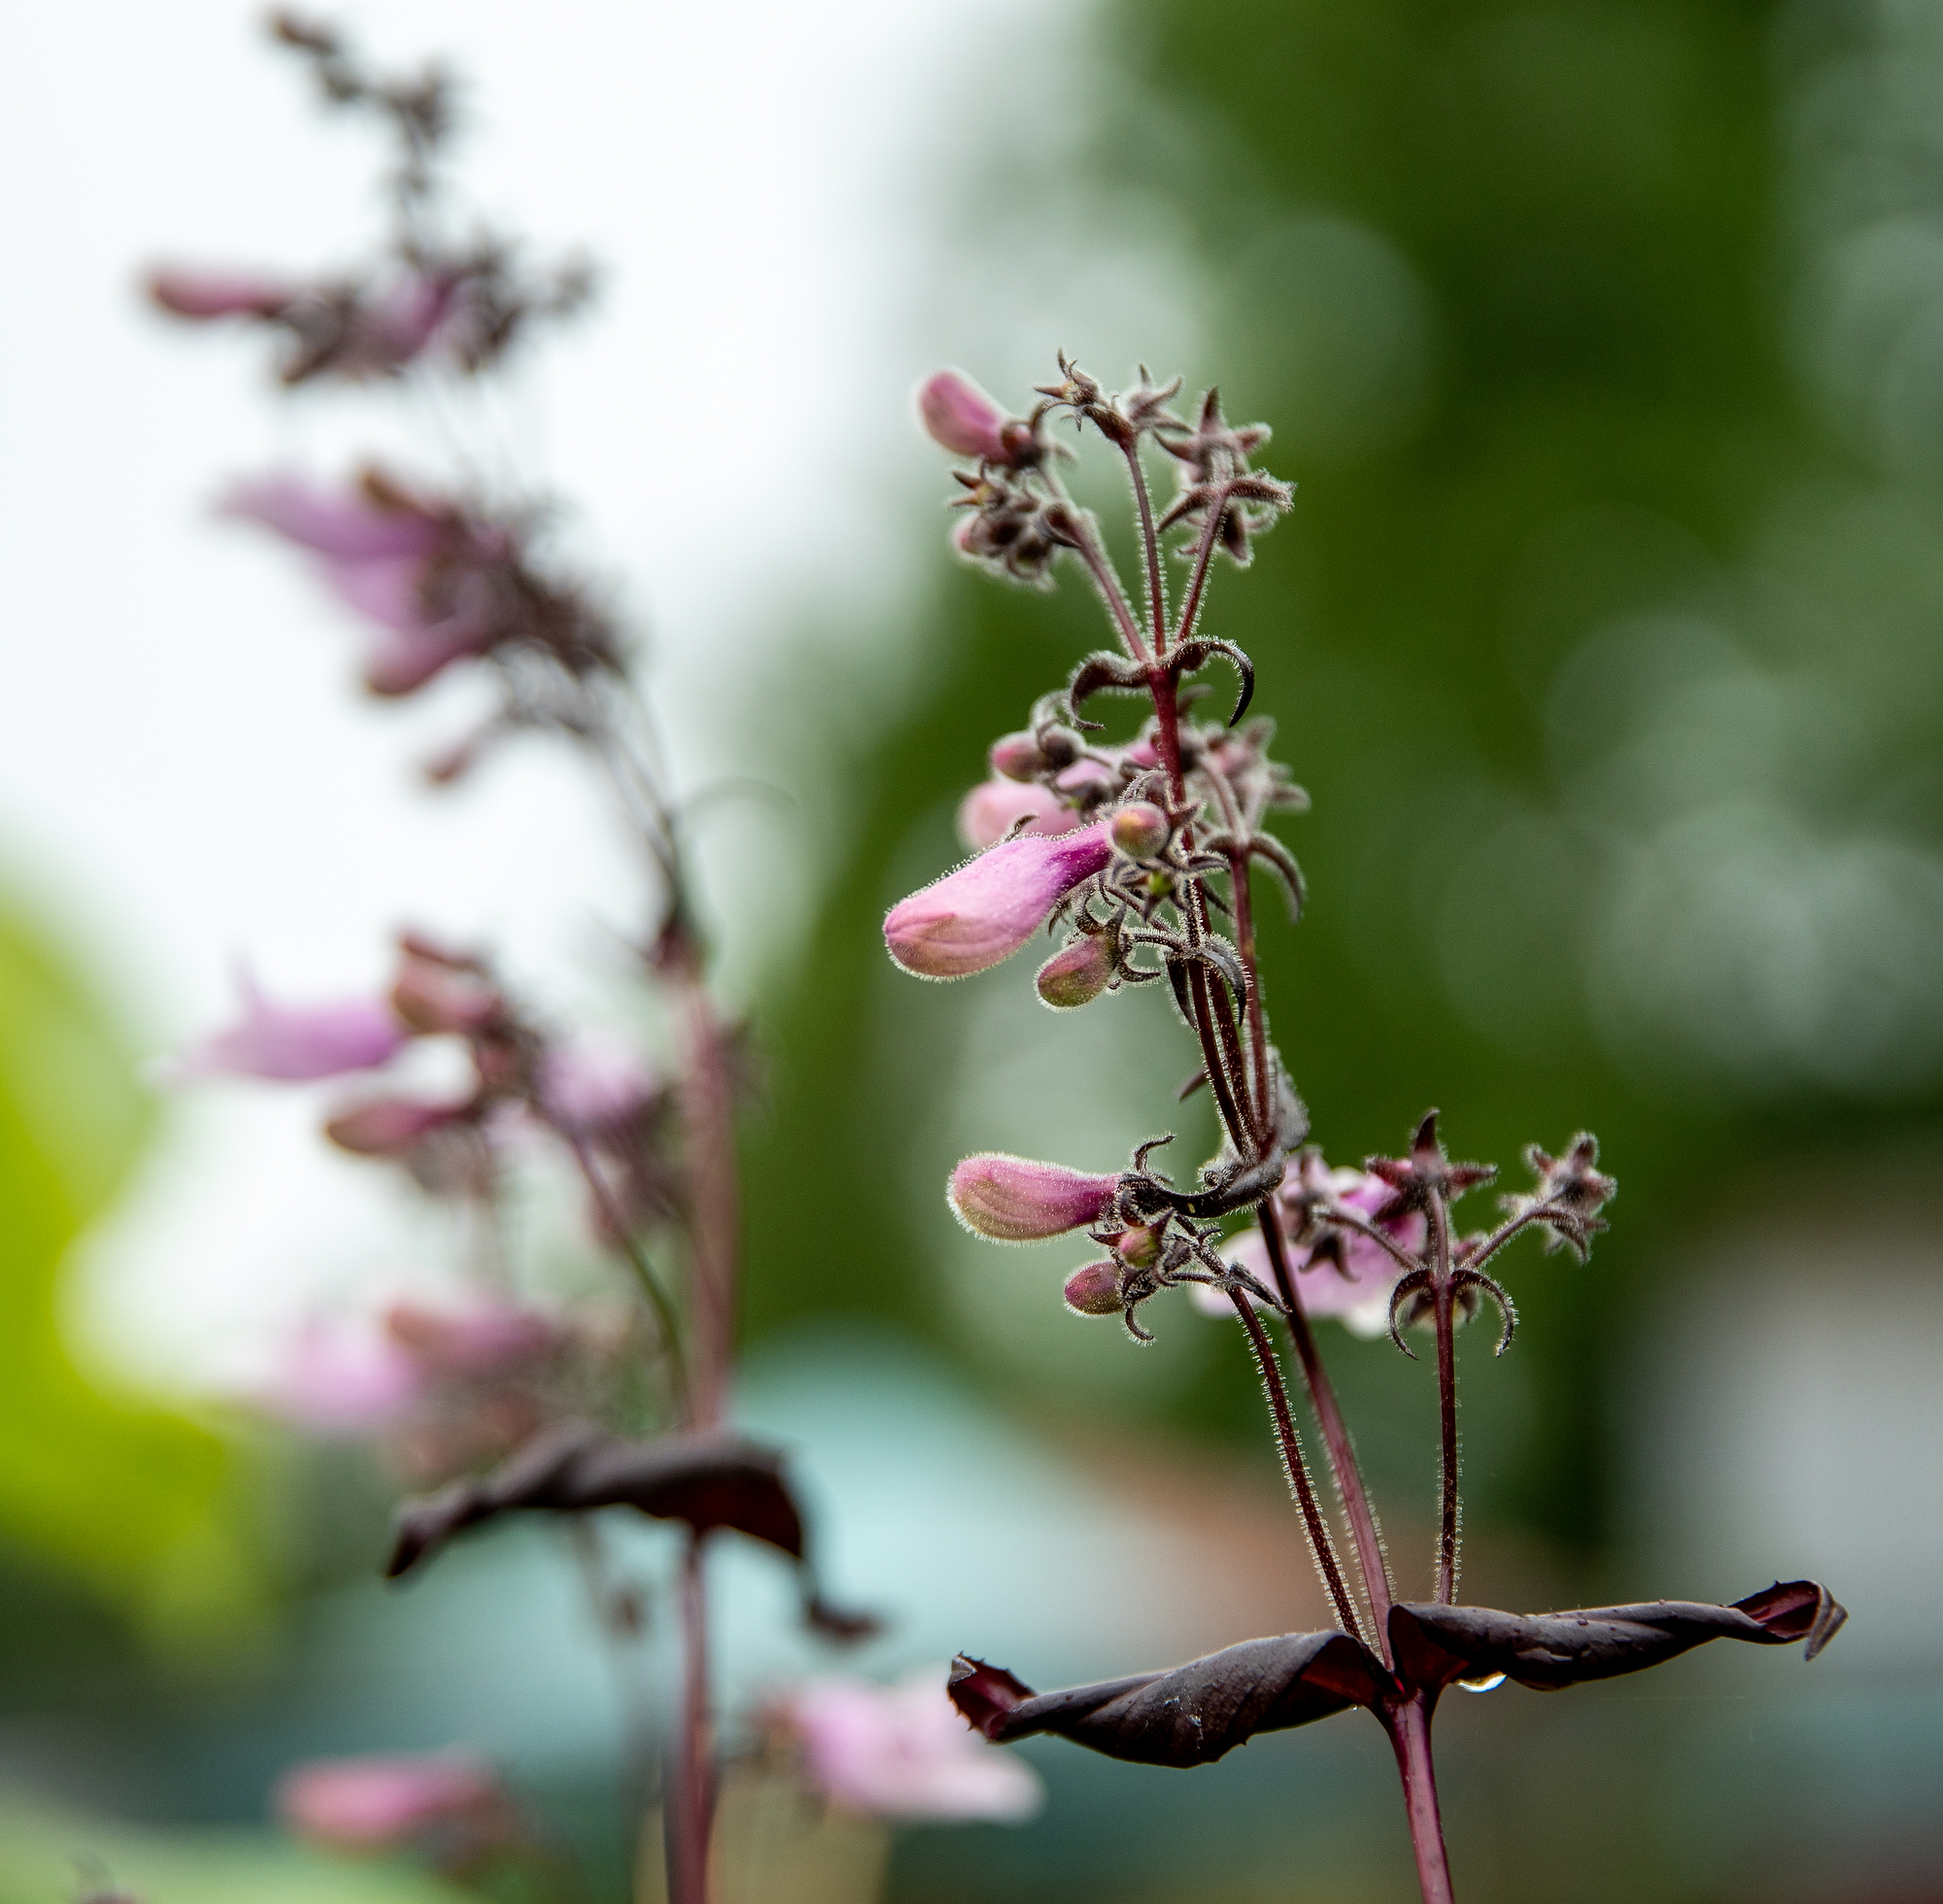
[948,1153,1119,1241]
[956,778,1085,852]
[148,266,296,320]
[1110,801,1171,860]
[1114,1223,1162,1269]
[1036,935,1114,1008]
[918,369,1008,462]
[275,1751,516,1855]
[1062,1263,1123,1316]
[885,825,1113,979]
[325,1096,467,1157]
[390,958,504,1037]
[989,731,1045,782]
[165,974,407,1083]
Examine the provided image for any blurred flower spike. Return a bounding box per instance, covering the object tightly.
[884,824,1113,977]
[165,970,406,1082]
[777,1673,1042,1822]
[948,1153,1119,1241]
[275,1751,522,1866]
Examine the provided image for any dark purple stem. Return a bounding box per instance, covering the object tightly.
[1229,1289,1364,1644]
[1385,1694,1457,1904]
[1427,1190,1459,1605]
[1257,1209,1396,1662]
[665,1535,713,1904]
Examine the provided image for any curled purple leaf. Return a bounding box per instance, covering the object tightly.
[386,1422,876,1640]
[1386,1581,1845,1695]
[947,1632,1382,1769]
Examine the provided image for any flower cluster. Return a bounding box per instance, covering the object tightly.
[887,357,1844,1903]
[150,15,589,388]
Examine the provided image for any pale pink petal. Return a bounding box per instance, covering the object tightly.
[167,977,407,1083]
[221,474,448,561]
[385,1297,559,1377]
[253,1317,425,1435]
[956,779,1084,851]
[538,1038,657,1133]
[784,1675,1042,1823]
[149,265,294,319]
[276,1752,510,1852]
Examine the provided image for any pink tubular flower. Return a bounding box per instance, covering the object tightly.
[885,824,1112,978]
[918,370,1008,463]
[956,778,1087,852]
[166,974,407,1083]
[275,1751,515,1856]
[149,265,295,320]
[948,1153,1119,1241]
[779,1674,1042,1822]
[221,472,505,696]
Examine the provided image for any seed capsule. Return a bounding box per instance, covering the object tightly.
[1063,1263,1124,1316]
[1036,935,1114,1008]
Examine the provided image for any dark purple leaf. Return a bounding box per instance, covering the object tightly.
[948,1631,1382,1768]
[386,1421,876,1640]
[1388,1580,1845,1695]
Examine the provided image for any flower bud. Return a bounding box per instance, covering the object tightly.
[989,731,1045,782]
[1110,802,1171,861]
[1063,1263,1124,1316]
[948,1154,1119,1242]
[1114,1223,1162,1270]
[325,1097,466,1157]
[885,825,1112,979]
[919,370,1008,462]
[1036,935,1114,1008]
[148,265,294,320]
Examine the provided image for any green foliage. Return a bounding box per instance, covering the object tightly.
[0,901,248,1637]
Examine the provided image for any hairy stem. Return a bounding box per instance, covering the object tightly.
[1116,437,1169,656]
[1257,1210,1396,1661]
[1170,482,1233,648]
[551,1119,689,1414]
[1426,1191,1459,1605]
[671,955,737,1432]
[1067,518,1151,666]
[1386,1694,1457,1904]
[1230,1289,1363,1643]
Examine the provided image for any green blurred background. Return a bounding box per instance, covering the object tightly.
[6,0,1943,1899]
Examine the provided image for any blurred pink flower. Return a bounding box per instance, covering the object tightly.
[222,473,509,696]
[167,974,407,1083]
[148,265,295,320]
[885,824,1112,978]
[324,1096,470,1157]
[918,370,1008,463]
[948,1153,1119,1241]
[275,1751,515,1855]
[255,1317,425,1435]
[536,1037,657,1134]
[1194,1164,1426,1335]
[780,1673,1042,1822]
[956,778,1088,852]
[385,1296,559,1377]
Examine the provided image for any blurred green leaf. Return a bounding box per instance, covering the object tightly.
[0,901,249,1636]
